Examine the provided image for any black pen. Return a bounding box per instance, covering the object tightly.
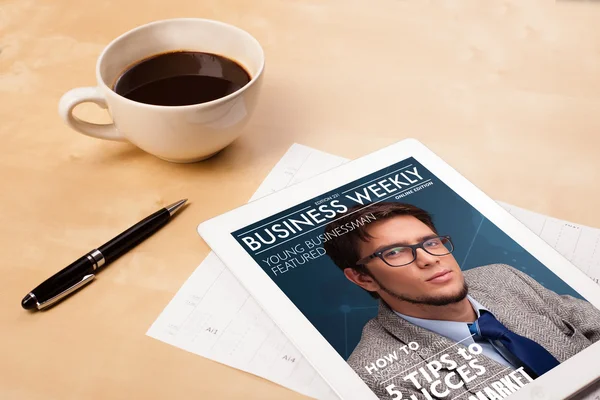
[21,199,188,311]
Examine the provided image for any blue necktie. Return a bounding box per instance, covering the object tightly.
[472,311,560,378]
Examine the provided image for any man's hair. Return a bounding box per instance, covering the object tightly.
[322,201,438,299]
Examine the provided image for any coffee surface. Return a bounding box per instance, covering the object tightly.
[113,51,251,106]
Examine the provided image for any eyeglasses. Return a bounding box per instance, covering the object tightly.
[356,235,454,267]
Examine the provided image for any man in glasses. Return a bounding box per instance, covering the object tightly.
[323,201,600,400]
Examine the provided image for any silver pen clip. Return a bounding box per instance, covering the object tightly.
[37,274,95,310]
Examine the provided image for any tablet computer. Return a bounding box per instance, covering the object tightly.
[198,138,600,400]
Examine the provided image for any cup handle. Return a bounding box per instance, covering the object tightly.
[58,86,126,141]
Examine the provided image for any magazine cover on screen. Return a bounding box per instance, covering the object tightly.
[230,157,600,400]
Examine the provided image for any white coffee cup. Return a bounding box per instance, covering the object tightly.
[59,18,265,163]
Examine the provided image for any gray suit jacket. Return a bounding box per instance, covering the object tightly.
[346,264,600,399]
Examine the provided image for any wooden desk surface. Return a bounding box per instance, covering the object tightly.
[2,0,600,399]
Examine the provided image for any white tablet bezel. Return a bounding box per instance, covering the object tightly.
[197,138,600,400]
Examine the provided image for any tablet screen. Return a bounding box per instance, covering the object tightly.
[229,155,600,400]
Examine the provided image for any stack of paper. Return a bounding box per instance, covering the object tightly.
[147,144,600,399]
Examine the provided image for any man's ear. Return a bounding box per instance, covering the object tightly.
[343,268,380,292]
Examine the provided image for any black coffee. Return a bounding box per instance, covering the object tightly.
[113,51,251,106]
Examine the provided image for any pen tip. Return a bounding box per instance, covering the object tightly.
[21,293,37,310]
[166,199,187,216]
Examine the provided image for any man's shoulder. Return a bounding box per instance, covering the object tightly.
[464,263,548,302]
[346,318,388,367]
[347,319,396,367]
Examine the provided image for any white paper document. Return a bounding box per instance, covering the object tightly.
[499,202,600,286]
[147,143,600,400]
[147,144,347,400]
